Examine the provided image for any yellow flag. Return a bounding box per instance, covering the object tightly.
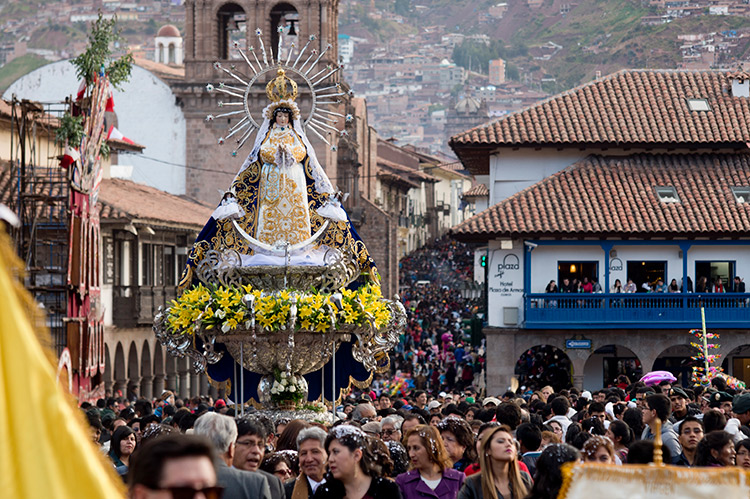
[0,228,125,498]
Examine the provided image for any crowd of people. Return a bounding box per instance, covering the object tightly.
[82,374,750,499]
[391,237,485,394]
[77,236,750,497]
[544,275,745,294]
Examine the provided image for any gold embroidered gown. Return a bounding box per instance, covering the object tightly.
[255,124,311,245]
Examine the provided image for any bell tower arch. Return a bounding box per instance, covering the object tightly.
[177,0,343,205]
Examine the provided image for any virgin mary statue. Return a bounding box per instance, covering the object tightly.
[179,68,379,288]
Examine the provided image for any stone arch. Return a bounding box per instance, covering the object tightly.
[141,341,153,399]
[216,2,246,60]
[103,343,113,394]
[269,2,300,60]
[515,344,573,392]
[168,43,176,64]
[721,344,750,384]
[653,344,695,386]
[153,342,165,398]
[583,344,642,391]
[127,341,140,398]
[157,42,164,63]
[113,342,126,397]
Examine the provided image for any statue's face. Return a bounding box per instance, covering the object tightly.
[276,111,290,126]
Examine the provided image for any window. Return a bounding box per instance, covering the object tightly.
[141,243,154,286]
[103,236,114,285]
[557,261,598,289]
[655,186,679,203]
[164,246,176,286]
[687,98,710,112]
[695,261,735,292]
[731,187,750,204]
[626,261,666,292]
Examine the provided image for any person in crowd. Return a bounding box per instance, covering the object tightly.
[735,440,750,469]
[653,279,667,293]
[314,425,401,499]
[234,418,285,499]
[581,435,615,464]
[525,444,579,499]
[605,420,632,463]
[456,425,531,499]
[275,419,311,452]
[641,394,681,458]
[624,279,637,293]
[582,277,593,293]
[695,431,735,467]
[402,414,426,436]
[696,276,709,292]
[667,387,696,433]
[611,279,623,293]
[437,417,478,472]
[712,277,726,293]
[261,452,298,482]
[285,427,329,499]
[193,412,272,499]
[396,425,464,499]
[733,276,746,293]
[128,434,220,499]
[668,279,680,293]
[626,440,671,465]
[545,281,558,293]
[544,396,572,435]
[381,415,403,443]
[516,423,543,477]
[672,416,704,467]
[109,425,137,476]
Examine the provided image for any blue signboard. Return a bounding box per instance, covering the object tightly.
[565,339,592,349]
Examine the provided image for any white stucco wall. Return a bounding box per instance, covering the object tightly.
[489,149,586,205]
[486,239,524,327]
[4,61,186,195]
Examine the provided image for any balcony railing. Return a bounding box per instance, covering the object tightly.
[113,286,178,328]
[525,292,750,329]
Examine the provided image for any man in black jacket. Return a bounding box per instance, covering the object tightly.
[194,412,272,499]
[233,417,285,499]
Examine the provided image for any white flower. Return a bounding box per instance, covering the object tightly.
[280,372,287,379]
[221,323,231,333]
[216,309,226,319]
[289,386,296,393]
[244,320,252,329]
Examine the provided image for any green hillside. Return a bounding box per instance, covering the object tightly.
[0,54,49,93]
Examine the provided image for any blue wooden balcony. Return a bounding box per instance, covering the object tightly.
[524,293,750,329]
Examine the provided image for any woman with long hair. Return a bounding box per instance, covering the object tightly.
[605,420,633,463]
[437,417,479,472]
[396,425,465,499]
[581,435,615,464]
[108,425,137,476]
[524,444,580,499]
[313,425,401,499]
[457,425,530,499]
[695,430,735,467]
[260,451,298,481]
[735,439,750,469]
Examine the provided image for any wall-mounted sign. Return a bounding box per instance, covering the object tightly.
[566,339,592,349]
[609,257,623,272]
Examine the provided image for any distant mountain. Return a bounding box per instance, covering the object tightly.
[340,0,750,89]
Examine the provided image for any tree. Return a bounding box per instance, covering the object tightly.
[394,0,410,16]
[71,13,133,92]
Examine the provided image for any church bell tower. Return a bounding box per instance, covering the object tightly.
[177,0,343,204]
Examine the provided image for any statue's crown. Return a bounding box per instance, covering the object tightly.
[266,68,298,103]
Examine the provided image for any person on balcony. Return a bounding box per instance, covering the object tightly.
[712,277,726,293]
[668,279,680,292]
[733,276,746,293]
[624,279,637,293]
[582,277,593,293]
[653,279,667,293]
[696,276,710,293]
[611,279,623,293]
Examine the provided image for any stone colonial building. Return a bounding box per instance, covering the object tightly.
[450,69,750,394]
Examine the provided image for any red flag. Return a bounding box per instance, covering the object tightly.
[105,89,115,112]
[60,145,80,169]
[106,125,134,145]
[75,80,86,101]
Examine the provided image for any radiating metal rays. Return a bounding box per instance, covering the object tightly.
[207,30,350,154]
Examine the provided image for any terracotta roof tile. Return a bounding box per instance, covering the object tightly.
[450,70,750,171]
[98,178,213,229]
[462,184,489,198]
[451,153,750,240]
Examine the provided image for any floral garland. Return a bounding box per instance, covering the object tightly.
[166,283,391,335]
[270,368,305,405]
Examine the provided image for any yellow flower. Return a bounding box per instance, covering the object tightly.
[301,320,312,330]
[226,318,238,330]
[279,290,291,301]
